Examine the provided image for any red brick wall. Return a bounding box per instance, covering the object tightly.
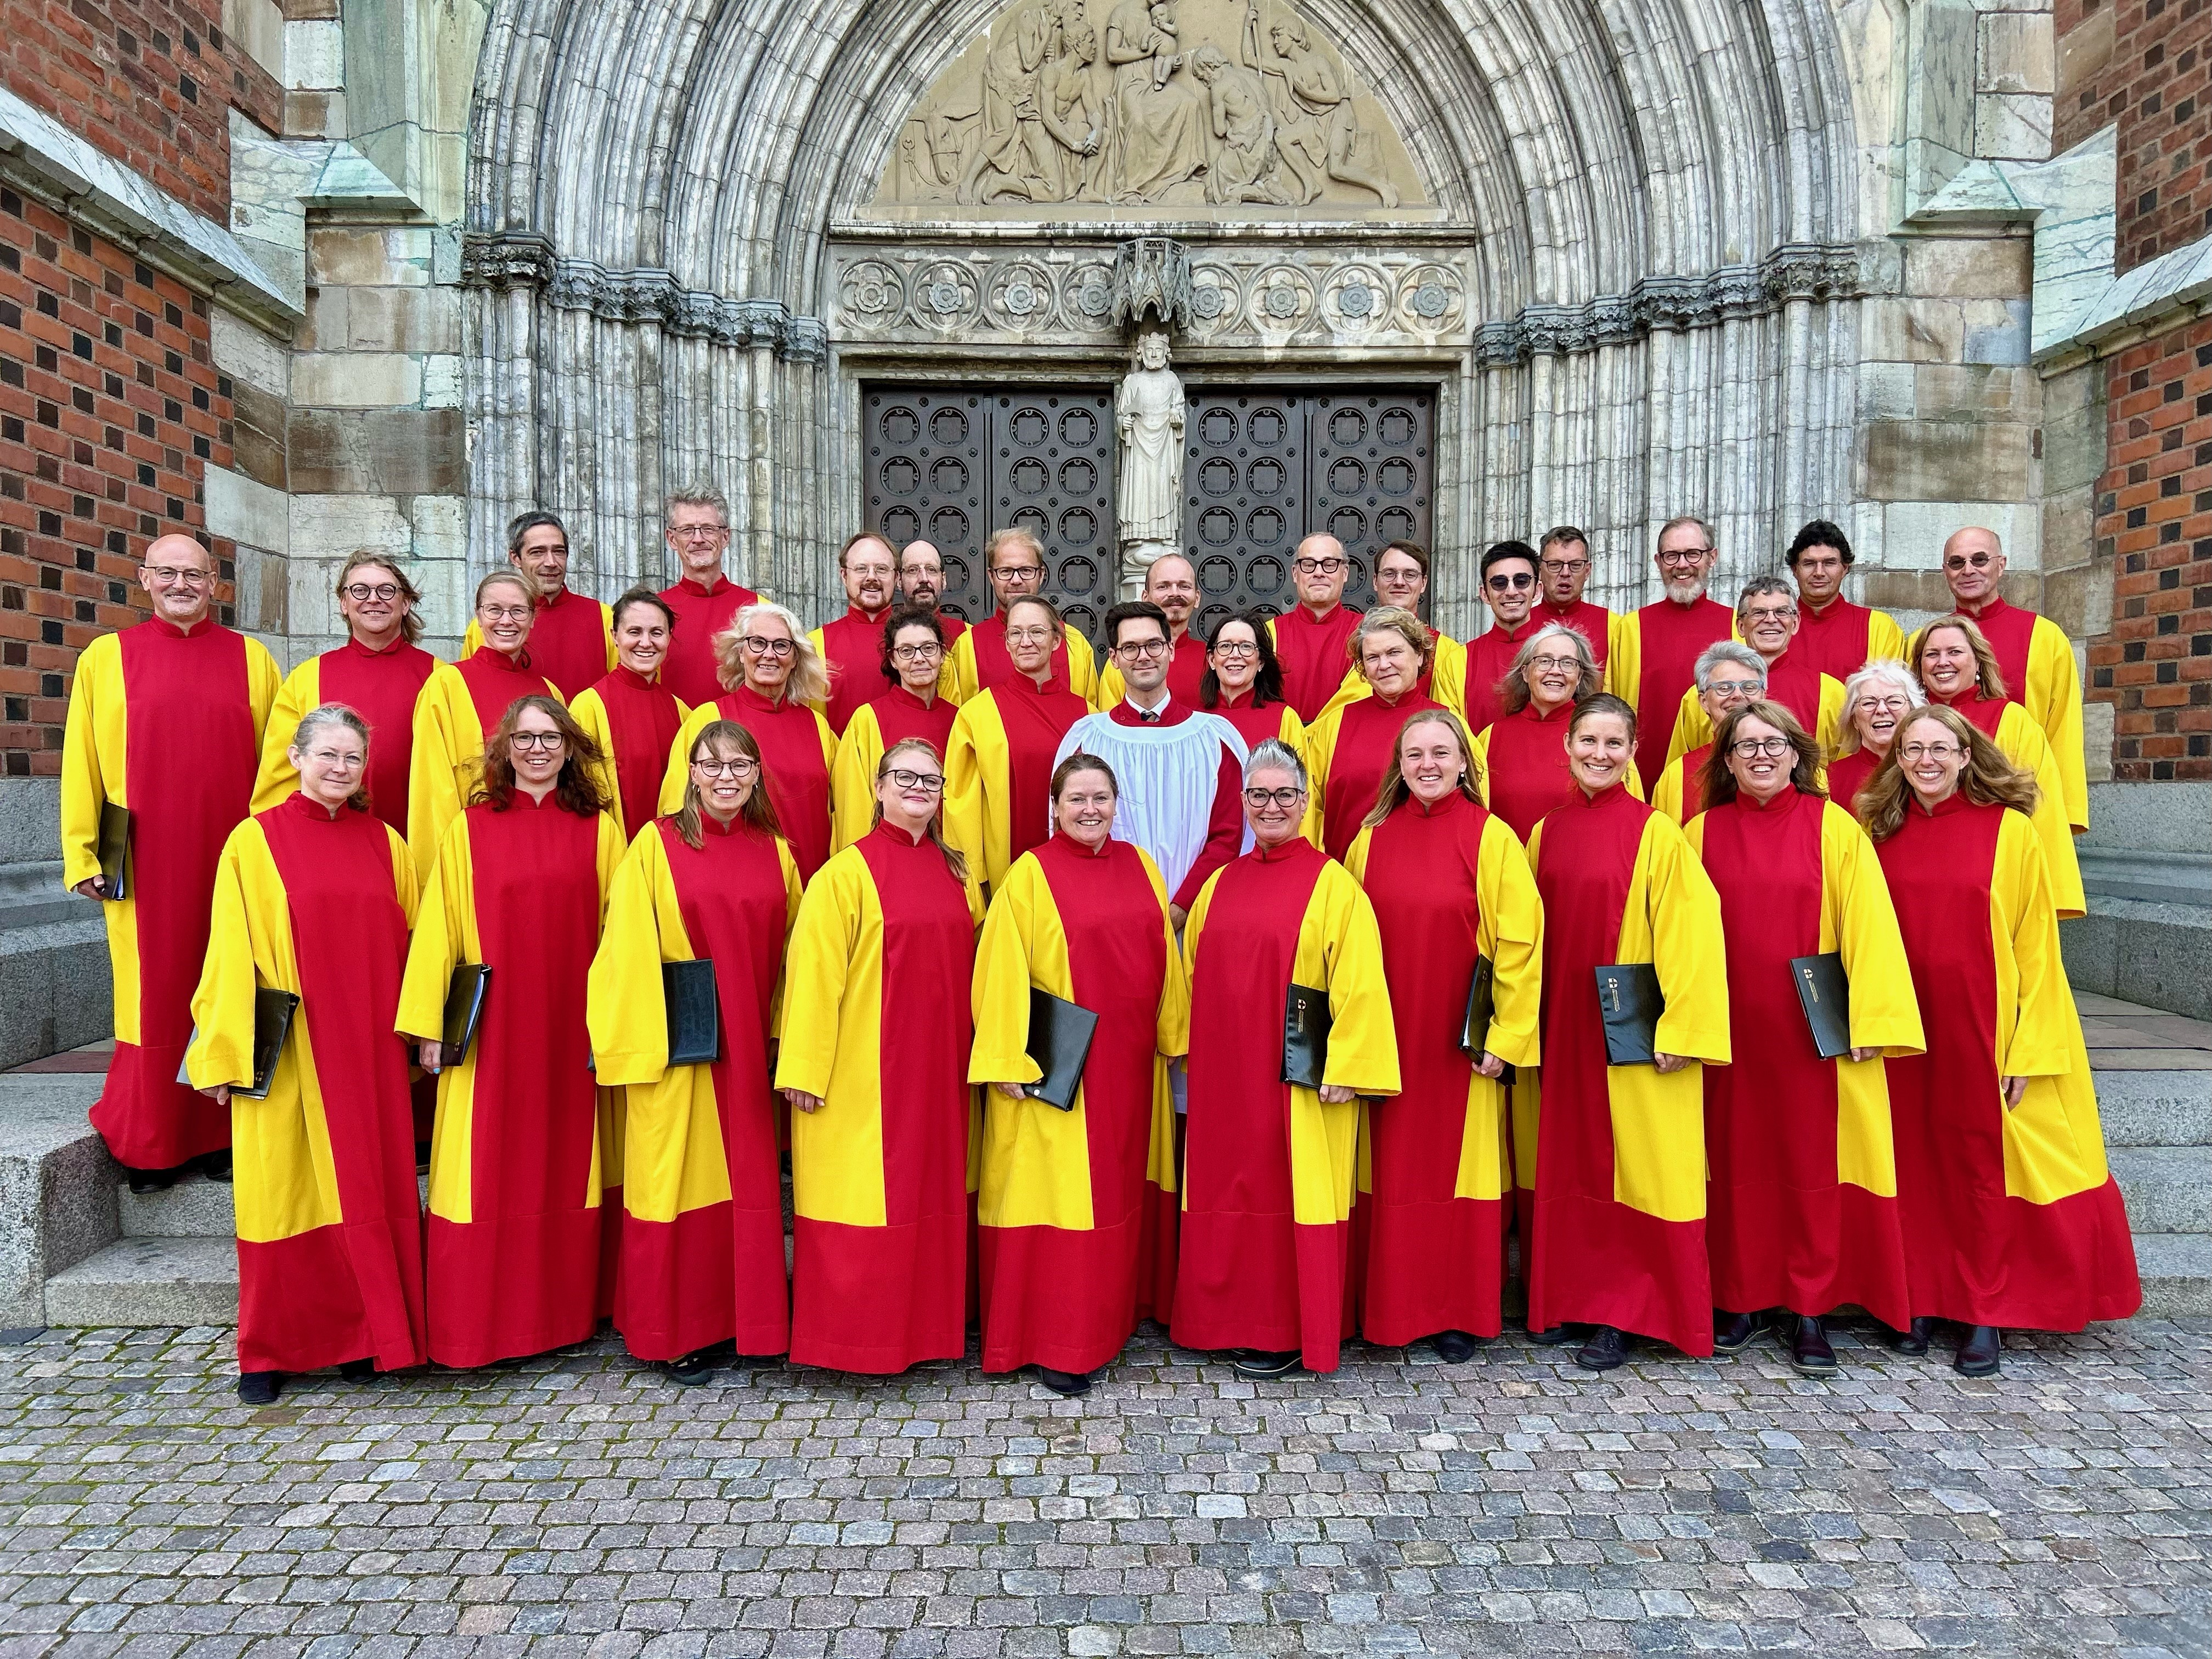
[0,0,282,225]
[0,188,239,778]
[2085,313,2212,780]
[2054,0,2212,272]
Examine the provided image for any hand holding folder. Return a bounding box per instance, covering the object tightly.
[1022,988,1098,1111]
[1789,951,1852,1060]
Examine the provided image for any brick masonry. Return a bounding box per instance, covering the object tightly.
[2053,0,2211,272]
[0,188,241,778]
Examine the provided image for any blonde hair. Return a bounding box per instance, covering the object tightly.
[475,568,535,613]
[1350,606,1432,680]
[1362,707,1483,828]
[672,720,783,851]
[869,737,968,883]
[334,554,424,645]
[1912,613,2007,702]
[1857,704,2038,842]
[713,600,830,705]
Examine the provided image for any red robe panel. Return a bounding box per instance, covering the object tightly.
[456,646,550,734]
[1211,691,1299,752]
[658,576,757,709]
[1794,597,1883,682]
[1630,596,1734,789]
[703,685,835,878]
[1538,598,1612,666]
[1463,617,1541,739]
[1479,701,1579,842]
[993,676,1091,870]
[587,664,685,836]
[315,637,437,836]
[869,684,958,756]
[1273,603,1363,723]
[1318,692,1438,860]
[1826,747,1878,817]
[522,584,612,702]
[1957,597,2037,712]
[817,604,896,735]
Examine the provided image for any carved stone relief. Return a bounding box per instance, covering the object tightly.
[876,0,1430,215]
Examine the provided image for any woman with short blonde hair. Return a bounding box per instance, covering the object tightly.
[1297,605,1441,859]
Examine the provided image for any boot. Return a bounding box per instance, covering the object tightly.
[1575,1325,1628,1372]
[1036,1367,1092,1396]
[1430,1330,1482,1364]
[1787,1315,1837,1376]
[1886,1316,1933,1357]
[236,1371,281,1406]
[1713,1310,1765,1354]
[1954,1325,2001,1377]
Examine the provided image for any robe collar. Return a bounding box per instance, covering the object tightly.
[1051,828,1115,860]
[729,681,794,714]
[341,632,413,660]
[148,614,216,639]
[1909,787,1972,820]
[1515,696,1574,724]
[1802,592,1850,620]
[1251,833,1316,864]
[842,601,893,625]
[1571,780,1634,809]
[477,643,538,674]
[1957,593,2010,622]
[695,808,752,839]
[533,583,578,614]
[674,574,730,597]
[1403,789,1466,820]
[870,816,933,849]
[884,682,938,712]
[1732,783,1804,815]
[283,789,360,823]
[612,663,662,692]
[1005,670,1069,698]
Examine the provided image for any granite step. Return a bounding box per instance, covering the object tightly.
[2133,1234,2210,1318]
[41,1235,238,1328]
[120,1172,236,1238]
[2107,1146,2211,1237]
[2095,1070,2212,1148]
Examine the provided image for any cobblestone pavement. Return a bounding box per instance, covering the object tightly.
[0,1318,2203,1659]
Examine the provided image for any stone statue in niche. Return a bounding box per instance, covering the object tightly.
[1244,0,1399,207]
[1116,324,1186,595]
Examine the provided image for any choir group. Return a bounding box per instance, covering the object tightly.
[58,491,2142,1405]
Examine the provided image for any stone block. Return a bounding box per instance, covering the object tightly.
[121,1174,235,1239]
[286,408,465,495]
[1912,363,2039,421]
[2135,1234,2210,1317]
[1863,420,2035,501]
[1901,234,2031,300]
[2096,1071,2211,1150]
[2108,1147,2210,1234]
[210,307,291,400]
[1861,362,1917,421]
[1977,12,2052,95]
[297,286,345,352]
[292,351,422,408]
[1866,296,1964,364]
[345,286,459,354]
[290,494,413,567]
[410,494,469,566]
[1961,297,2032,364]
[307,226,428,289]
[231,382,289,489]
[2065,898,2212,1018]
[422,354,462,408]
[284,88,346,139]
[43,1236,239,1328]
[1880,500,2041,572]
[1976,91,2051,160]
[285,17,343,90]
[2040,398,2106,495]
[0,1073,115,1327]
[2081,782,2212,855]
[0,778,62,865]
[2084,698,2113,785]
[223,0,285,80]
[202,465,291,555]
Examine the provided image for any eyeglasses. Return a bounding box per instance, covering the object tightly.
[885,768,945,793]
[1115,637,1171,658]
[1005,626,1057,645]
[1539,557,1589,575]
[992,564,1045,582]
[1212,640,1258,657]
[1899,742,1963,760]
[144,565,212,586]
[1486,572,1535,591]
[890,643,944,663]
[480,605,532,624]
[693,758,757,778]
[1706,678,1764,696]
[1943,552,1996,572]
[670,524,727,541]
[1656,547,1712,567]
[342,583,402,602]
[304,749,363,769]
[1294,557,1346,575]
[510,731,565,751]
[1741,606,1796,625]
[1243,786,1304,809]
[1729,736,1792,758]
[1527,654,1582,674]
[740,636,795,656]
[1860,696,1912,715]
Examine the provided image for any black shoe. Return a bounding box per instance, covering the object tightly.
[1036,1367,1092,1396]
[1229,1348,1300,1378]
[237,1370,281,1406]
[1954,1325,2001,1377]
[1526,1324,1573,1346]
[1887,1316,1933,1357]
[1430,1330,1482,1363]
[124,1166,176,1195]
[1713,1310,1766,1354]
[414,1142,432,1172]
[1575,1325,1629,1372]
[667,1348,718,1387]
[195,1149,233,1183]
[338,1358,376,1383]
[1787,1316,1838,1376]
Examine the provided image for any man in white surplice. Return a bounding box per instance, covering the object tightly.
[1053,600,1248,927]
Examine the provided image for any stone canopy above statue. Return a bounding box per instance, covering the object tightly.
[875,0,1432,216]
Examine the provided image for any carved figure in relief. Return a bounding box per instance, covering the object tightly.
[958,2,1056,202]
[1116,325,1187,594]
[1037,22,1107,198]
[1244,0,1398,207]
[1104,0,1209,201]
[1189,44,1287,204]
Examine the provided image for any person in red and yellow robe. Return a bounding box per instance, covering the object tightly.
[1342,710,1541,1358]
[1607,518,1735,792]
[588,719,802,1383]
[1784,521,1906,681]
[1266,535,1364,722]
[946,528,1101,706]
[1522,693,1729,1371]
[253,555,437,836]
[809,532,901,735]
[571,591,688,840]
[188,704,426,1404]
[776,738,986,1374]
[1663,579,1844,768]
[969,755,1190,1394]
[657,489,759,709]
[1683,702,1923,1373]
[832,609,958,849]
[1459,543,1548,737]
[1648,641,1769,825]
[408,571,564,878]
[1171,736,1399,1376]
[1534,528,1616,671]
[1200,611,1307,756]
[398,696,628,1368]
[658,601,839,879]
[63,534,281,1183]
[1467,624,1640,840]
[1299,610,1440,860]
[944,596,1090,892]
[1863,706,2138,1375]
[461,511,615,700]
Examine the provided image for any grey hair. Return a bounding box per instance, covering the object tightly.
[1498,622,1601,714]
[1244,737,1308,792]
[291,701,370,755]
[665,484,730,527]
[1735,574,1797,616]
[1694,640,1767,691]
[1841,658,1925,729]
[1657,514,1714,552]
[713,600,831,706]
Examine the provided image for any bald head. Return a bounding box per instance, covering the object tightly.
[138,534,215,625]
[1143,552,1198,635]
[1293,533,1348,613]
[1940,526,2006,610]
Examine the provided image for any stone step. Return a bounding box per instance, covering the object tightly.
[0,1071,116,1327]
[42,1235,237,1328]
[2094,1069,2212,1148]
[2108,1146,2211,1237]
[120,1172,235,1238]
[2134,1234,2211,1318]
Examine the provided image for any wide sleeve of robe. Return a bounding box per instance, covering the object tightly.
[1295,709,1344,849]
[941,695,1014,890]
[586,825,681,1087]
[396,812,477,1042]
[773,848,870,1102]
[831,704,888,853]
[251,656,324,814]
[2025,617,2087,832]
[1994,703,2086,918]
[1307,861,1400,1099]
[405,664,478,882]
[1621,814,1731,1069]
[1475,812,1544,1071]
[1820,802,1923,1058]
[58,631,125,888]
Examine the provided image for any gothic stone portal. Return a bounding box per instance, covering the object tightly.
[861,383,1434,641]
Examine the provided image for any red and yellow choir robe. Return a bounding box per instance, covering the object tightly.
[1171,838,1400,1372]
[810,604,897,736]
[1267,603,1363,723]
[969,836,1190,1373]
[1609,595,1735,792]
[62,617,282,1171]
[1649,744,1711,826]
[657,574,759,709]
[569,665,686,839]
[947,610,1101,706]
[462,583,616,701]
[1793,595,1905,682]
[659,686,839,879]
[943,675,1090,890]
[1932,599,2086,830]
[1209,691,1307,758]
[1462,617,1545,739]
[253,636,438,836]
[1537,597,1615,672]
[1927,689,2086,917]
[186,794,426,1375]
[588,816,802,1359]
[830,686,958,851]
[397,796,628,1367]
[1522,786,1729,1352]
[1875,796,2139,1328]
[1684,790,1922,1327]
[405,652,563,878]
[1665,651,1845,768]
[1469,704,1645,842]
[1826,746,1878,816]
[775,822,986,1372]
[1097,630,1211,706]
[1312,629,1466,726]
[1343,793,1541,1344]
[1299,691,1441,861]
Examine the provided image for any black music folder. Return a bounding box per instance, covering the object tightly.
[175,988,298,1100]
[1459,955,1516,1086]
[663,958,722,1066]
[443,964,492,1063]
[1790,951,1852,1061]
[1594,962,1664,1066]
[97,802,131,900]
[1023,987,1098,1112]
[1283,981,1331,1090]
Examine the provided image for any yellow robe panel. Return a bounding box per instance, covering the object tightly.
[250,655,326,813]
[1664,673,1846,769]
[830,702,890,853]
[940,692,1031,891]
[1985,701,2086,918]
[947,625,1100,708]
